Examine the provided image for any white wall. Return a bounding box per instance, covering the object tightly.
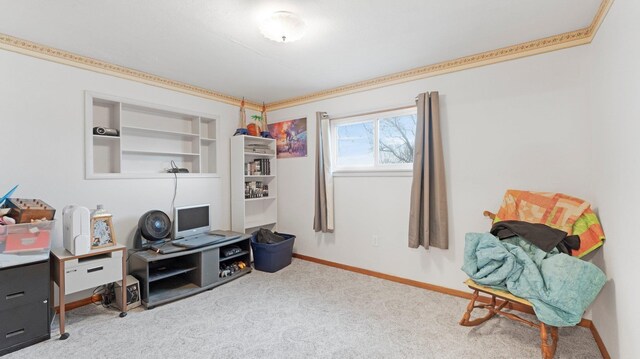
[587,1,640,357]
[0,49,239,298]
[269,45,594,293]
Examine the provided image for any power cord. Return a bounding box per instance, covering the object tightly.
[92,285,107,306]
[153,240,170,254]
[126,247,147,263]
[92,284,115,309]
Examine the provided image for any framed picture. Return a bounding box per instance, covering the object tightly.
[90,215,116,249]
[268,117,307,158]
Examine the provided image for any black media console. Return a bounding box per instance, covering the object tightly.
[129,231,251,309]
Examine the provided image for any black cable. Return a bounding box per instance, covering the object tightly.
[126,247,147,263]
[104,283,115,308]
[92,284,118,309]
[92,285,106,306]
[153,240,170,254]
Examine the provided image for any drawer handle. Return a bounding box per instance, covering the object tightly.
[6,291,25,300]
[87,266,104,273]
[6,329,25,338]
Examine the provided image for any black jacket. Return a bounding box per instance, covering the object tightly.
[490,220,580,255]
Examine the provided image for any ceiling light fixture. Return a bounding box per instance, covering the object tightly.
[260,11,306,43]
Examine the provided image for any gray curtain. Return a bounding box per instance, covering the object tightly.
[408,92,448,249]
[314,111,334,233]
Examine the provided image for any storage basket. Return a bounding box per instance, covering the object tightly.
[250,232,295,273]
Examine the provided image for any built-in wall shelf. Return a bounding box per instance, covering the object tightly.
[122,149,200,156]
[93,134,121,140]
[85,91,219,179]
[121,126,200,138]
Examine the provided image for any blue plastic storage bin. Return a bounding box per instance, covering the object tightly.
[251,232,295,273]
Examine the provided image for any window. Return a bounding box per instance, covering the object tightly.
[331,108,417,172]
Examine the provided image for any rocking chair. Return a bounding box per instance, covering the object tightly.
[459,211,558,359]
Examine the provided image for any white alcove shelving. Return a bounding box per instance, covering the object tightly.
[85,92,219,179]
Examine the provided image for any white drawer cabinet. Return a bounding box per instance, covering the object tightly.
[63,251,123,294]
[51,244,127,339]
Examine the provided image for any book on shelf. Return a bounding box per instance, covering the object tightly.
[245,159,271,175]
[245,143,274,155]
[244,181,269,198]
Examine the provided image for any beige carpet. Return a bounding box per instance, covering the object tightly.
[7,259,601,358]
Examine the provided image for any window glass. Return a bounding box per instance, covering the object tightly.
[335,121,374,167]
[331,108,416,171]
[378,114,417,164]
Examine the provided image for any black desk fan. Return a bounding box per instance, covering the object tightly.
[134,210,172,249]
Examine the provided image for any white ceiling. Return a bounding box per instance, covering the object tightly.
[0,0,601,104]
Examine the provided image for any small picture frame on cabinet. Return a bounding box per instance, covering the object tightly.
[90,215,116,249]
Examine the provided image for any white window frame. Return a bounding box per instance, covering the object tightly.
[330,107,417,176]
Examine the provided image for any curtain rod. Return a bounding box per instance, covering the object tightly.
[329,103,416,121]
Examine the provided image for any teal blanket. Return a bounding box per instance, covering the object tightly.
[462,233,606,327]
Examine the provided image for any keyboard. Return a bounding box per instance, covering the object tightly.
[172,234,229,249]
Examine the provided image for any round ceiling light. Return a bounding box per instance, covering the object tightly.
[260,11,306,43]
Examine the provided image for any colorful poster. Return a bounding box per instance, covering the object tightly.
[268,117,307,158]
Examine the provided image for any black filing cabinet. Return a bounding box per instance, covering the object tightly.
[0,260,50,356]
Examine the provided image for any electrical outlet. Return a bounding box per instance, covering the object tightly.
[372,235,380,247]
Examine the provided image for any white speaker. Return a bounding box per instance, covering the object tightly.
[115,275,142,310]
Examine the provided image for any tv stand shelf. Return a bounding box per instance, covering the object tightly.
[219,250,249,262]
[218,267,251,285]
[148,266,197,282]
[129,232,251,309]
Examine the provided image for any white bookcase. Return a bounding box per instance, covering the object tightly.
[231,135,277,234]
[85,92,219,179]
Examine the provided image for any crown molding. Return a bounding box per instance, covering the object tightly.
[0,0,613,112]
[587,0,614,37]
[266,0,614,111]
[0,33,263,111]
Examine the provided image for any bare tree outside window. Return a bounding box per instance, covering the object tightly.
[378,115,416,164]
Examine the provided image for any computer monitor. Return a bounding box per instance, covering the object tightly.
[173,204,211,239]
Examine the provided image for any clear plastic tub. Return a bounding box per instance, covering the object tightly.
[0,220,55,268]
